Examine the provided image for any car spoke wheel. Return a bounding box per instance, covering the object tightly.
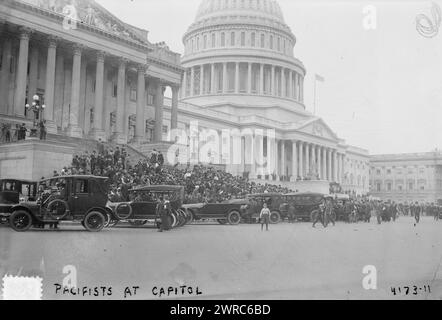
[170,213,178,228]
[115,203,133,220]
[228,211,241,225]
[10,210,33,232]
[270,211,281,224]
[185,209,194,224]
[47,199,69,220]
[83,211,105,232]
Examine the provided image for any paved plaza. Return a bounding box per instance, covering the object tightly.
[1,217,440,300]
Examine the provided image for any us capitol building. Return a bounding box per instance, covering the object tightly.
[0,0,370,195]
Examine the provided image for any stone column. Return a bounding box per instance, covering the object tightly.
[327,149,332,181]
[294,72,299,101]
[190,66,195,96]
[222,62,227,93]
[200,64,204,95]
[259,64,264,94]
[89,51,106,140]
[281,68,285,97]
[249,134,256,179]
[291,141,298,181]
[112,58,127,143]
[154,82,165,142]
[316,146,321,179]
[266,135,272,177]
[66,44,83,138]
[281,140,286,179]
[0,36,12,114]
[181,69,187,98]
[134,64,147,143]
[171,85,179,131]
[271,65,275,96]
[235,62,240,93]
[299,75,304,103]
[240,136,246,174]
[211,63,216,94]
[333,150,338,182]
[305,143,310,177]
[27,45,39,116]
[299,141,304,179]
[247,62,252,94]
[43,37,58,133]
[14,27,32,117]
[322,147,327,181]
[288,71,293,99]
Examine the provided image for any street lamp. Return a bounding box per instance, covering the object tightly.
[25,94,45,137]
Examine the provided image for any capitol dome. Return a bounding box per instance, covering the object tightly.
[195,0,285,24]
[180,0,307,111]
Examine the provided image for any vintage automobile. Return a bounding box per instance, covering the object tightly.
[108,185,189,229]
[283,192,335,222]
[241,193,286,224]
[8,175,115,232]
[0,179,37,224]
[182,198,248,225]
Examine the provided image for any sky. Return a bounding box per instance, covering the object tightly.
[95,0,442,155]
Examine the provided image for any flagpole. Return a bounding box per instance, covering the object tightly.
[313,77,317,115]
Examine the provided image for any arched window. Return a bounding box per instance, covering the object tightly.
[241,32,245,46]
[260,33,265,48]
[277,37,281,51]
[212,33,216,47]
[251,32,256,47]
[270,35,273,49]
[196,36,199,51]
[231,32,235,46]
[203,35,207,49]
[221,32,226,47]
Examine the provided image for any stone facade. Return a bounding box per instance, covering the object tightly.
[0,0,371,195]
[0,0,182,144]
[369,151,442,203]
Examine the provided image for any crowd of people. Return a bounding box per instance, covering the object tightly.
[330,198,441,225]
[0,121,47,143]
[56,144,292,204]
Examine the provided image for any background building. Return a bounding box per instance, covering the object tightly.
[0,0,370,195]
[369,151,442,203]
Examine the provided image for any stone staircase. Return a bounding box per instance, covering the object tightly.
[45,133,148,163]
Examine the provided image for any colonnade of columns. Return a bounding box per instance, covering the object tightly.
[0,25,180,144]
[240,134,345,183]
[182,62,304,102]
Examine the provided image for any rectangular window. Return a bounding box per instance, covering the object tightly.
[387,183,392,191]
[377,183,381,192]
[221,33,226,47]
[10,56,15,74]
[112,82,117,97]
[409,183,413,190]
[162,125,168,134]
[147,94,154,105]
[75,180,89,194]
[130,87,137,101]
[241,32,245,46]
[260,34,265,48]
[270,35,273,49]
[231,32,235,46]
[251,33,256,47]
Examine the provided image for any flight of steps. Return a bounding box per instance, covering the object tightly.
[45,133,148,163]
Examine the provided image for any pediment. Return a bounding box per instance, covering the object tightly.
[297,118,338,141]
[23,0,149,44]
